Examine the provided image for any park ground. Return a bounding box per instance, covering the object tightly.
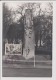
[2,55,52,77]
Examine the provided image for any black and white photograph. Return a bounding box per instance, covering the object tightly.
[2,1,53,77]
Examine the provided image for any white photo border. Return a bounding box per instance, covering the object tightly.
[0,0,56,80]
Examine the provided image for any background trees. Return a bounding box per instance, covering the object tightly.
[3,3,13,39]
[3,2,53,56]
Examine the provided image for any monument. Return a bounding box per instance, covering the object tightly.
[23,9,35,59]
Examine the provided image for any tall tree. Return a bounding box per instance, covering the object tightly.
[3,3,12,39]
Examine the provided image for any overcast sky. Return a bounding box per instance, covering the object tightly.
[4,2,53,22]
[5,2,50,10]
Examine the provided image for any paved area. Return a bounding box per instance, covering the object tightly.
[2,61,52,69]
[2,67,52,77]
[2,55,52,77]
[2,61,52,77]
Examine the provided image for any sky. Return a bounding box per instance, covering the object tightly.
[5,2,49,11]
[4,2,52,22]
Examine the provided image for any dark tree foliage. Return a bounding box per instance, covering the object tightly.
[33,15,52,49]
[6,22,24,43]
[3,3,52,57]
[3,3,12,39]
